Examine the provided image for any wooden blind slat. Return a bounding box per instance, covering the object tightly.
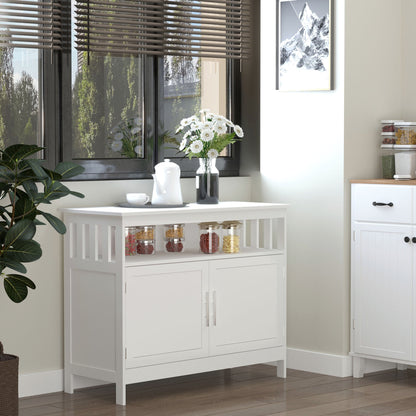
[75,0,249,60]
[0,0,65,50]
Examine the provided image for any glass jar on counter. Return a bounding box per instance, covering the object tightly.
[165,238,185,253]
[222,221,242,254]
[136,225,155,241]
[395,122,416,145]
[164,224,184,240]
[125,227,137,256]
[199,222,221,254]
[381,146,395,179]
[137,239,155,255]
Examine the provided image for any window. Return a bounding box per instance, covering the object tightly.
[1,0,248,180]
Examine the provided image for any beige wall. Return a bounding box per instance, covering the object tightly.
[0,177,252,374]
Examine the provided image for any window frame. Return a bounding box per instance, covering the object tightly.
[38,8,242,181]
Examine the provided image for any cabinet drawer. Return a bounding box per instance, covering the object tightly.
[352,184,413,223]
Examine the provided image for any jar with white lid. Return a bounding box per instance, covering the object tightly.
[199,222,221,254]
[222,221,242,254]
[395,122,416,145]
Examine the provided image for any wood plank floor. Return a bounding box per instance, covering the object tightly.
[19,365,416,416]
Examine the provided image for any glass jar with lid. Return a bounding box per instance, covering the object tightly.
[164,224,185,240]
[222,221,242,254]
[199,222,221,254]
[125,227,137,256]
[137,239,155,255]
[136,225,155,241]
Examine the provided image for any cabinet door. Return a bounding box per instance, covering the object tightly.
[209,255,285,356]
[125,262,209,368]
[352,223,413,361]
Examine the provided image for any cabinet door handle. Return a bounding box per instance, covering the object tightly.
[372,202,394,207]
[405,237,411,243]
[205,292,210,327]
[213,291,217,326]
[413,237,416,244]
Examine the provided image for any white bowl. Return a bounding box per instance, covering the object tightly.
[126,193,150,205]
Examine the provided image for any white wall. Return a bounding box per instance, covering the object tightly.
[0,177,252,375]
[259,0,407,358]
[259,0,347,355]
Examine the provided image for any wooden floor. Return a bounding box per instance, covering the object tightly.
[19,365,416,416]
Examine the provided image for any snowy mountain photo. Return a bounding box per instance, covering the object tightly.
[278,0,332,91]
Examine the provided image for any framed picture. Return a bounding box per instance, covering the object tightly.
[276,0,333,91]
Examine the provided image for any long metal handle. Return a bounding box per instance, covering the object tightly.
[213,291,217,326]
[205,292,210,327]
[372,201,393,207]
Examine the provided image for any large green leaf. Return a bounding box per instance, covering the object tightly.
[4,219,36,246]
[54,162,85,179]
[14,198,36,221]
[6,240,42,263]
[25,159,48,180]
[43,181,71,202]
[0,166,15,181]
[2,145,43,164]
[4,274,36,303]
[0,259,27,273]
[22,180,39,200]
[41,212,66,234]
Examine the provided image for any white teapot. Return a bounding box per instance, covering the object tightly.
[151,159,183,205]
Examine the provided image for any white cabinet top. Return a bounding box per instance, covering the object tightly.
[61,201,288,223]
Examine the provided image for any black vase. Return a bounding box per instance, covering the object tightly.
[196,158,219,204]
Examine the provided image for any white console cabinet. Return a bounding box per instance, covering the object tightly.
[351,182,416,377]
[63,202,287,405]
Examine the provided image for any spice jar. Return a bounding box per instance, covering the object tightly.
[164,224,184,240]
[165,238,185,253]
[137,239,155,255]
[199,222,221,254]
[125,227,137,256]
[395,122,416,145]
[222,221,241,254]
[136,225,155,240]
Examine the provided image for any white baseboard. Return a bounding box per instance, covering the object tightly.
[287,348,353,377]
[19,370,108,398]
[287,348,396,378]
[18,351,398,397]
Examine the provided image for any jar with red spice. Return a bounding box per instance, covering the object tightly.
[165,238,185,253]
[199,222,221,254]
[137,239,155,255]
[125,227,137,256]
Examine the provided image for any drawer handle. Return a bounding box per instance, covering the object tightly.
[372,202,394,207]
[405,237,411,243]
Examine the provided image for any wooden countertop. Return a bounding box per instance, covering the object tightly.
[350,179,416,185]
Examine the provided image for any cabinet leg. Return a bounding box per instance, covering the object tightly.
[397,364,408,371]
[116,382,126,406]
[64,372,74,394]
[276,360,287,378]
[352,357,365,378]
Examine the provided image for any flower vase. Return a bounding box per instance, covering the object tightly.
[196,158,219,204]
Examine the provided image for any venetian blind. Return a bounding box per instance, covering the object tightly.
[0,0,66,50]
[74,0,249,59]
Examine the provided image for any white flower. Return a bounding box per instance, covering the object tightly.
[134,145,142,155]
[111,141,122,152]
[114,132,123,141]
[181,117,192,127]
[213,115,226,123]
[214,122,227,135]
[184,131,192,139]
[200,121,212,130]
[131,127,140,135]
[207,149,218,159]
[176,125,184,134]
[190,123,199,131]
[134,117,141,125]
[200,129,214,142]
[225,119,234,128]
[190,115,199,123]
[179,138,187,151]
[234,125,244,138]
[190,140,203,153]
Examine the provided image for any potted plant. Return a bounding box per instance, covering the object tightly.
[0,144,84,416]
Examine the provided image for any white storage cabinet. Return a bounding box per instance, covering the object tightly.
[63,202,287,405]
[351,183,416,377]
